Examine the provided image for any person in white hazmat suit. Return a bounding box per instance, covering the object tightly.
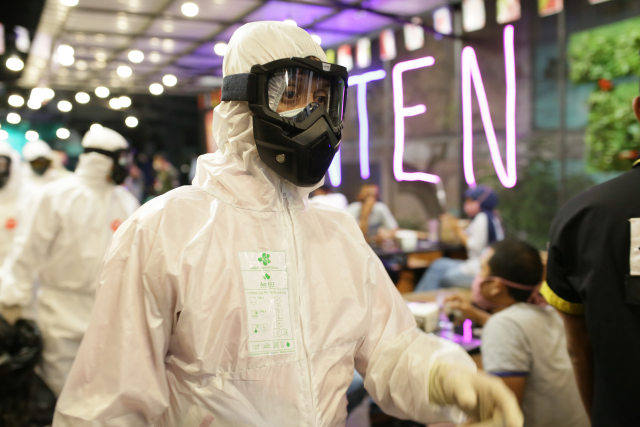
[0,126,140,396]
[21,138,70,190]
[0,141,27,267]
[53,21,522,427]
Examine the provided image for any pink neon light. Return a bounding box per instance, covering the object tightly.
[328,70,386,186]
[462,318,473,342]
[348,70,386,179]
[462,25,517,188]
[391,56,440,183]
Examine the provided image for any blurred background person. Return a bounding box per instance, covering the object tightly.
[347,183,398,245]
[477,239,588,427]
[0,141,27,274]
[0,126,140,399]
[309,184,348,210]
[151,152,179,197]
[21,139,69,191]
[415,185,504,291]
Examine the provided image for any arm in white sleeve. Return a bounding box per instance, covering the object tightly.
[1,191,56,307]
[53,214,174,426]
[355,250,476,423]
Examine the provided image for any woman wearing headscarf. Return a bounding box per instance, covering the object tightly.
[415,185,504,291]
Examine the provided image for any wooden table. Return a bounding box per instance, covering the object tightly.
[403,289,483,369]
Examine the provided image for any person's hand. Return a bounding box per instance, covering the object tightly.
[429,360,523,427]
[0,304,22,324]
[444,294,491,326]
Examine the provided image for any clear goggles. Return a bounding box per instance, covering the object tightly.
[267,66,346,124]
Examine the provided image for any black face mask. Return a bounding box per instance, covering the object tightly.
[222,57,348,187]
[83,147,130,185]
[0,155,11,189]
[30,157,52,176]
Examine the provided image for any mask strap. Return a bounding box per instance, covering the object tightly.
[490,276,547,306]
[84,147,120,159]
[221,73,256,102]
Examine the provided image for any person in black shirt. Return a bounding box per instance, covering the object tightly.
[541,93,640,426]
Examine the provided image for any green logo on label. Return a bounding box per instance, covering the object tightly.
[286,342,290,347]
[258,252,271,266]
[263,273,270,280]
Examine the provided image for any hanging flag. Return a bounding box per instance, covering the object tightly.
[356,37,371,69]
[403,23,424,51]
[497,0,521,24]
[538,0,563,16]
[379,29,396,61]
[433,7,452,35]
[337,44,353,71]
[463,0,486,32]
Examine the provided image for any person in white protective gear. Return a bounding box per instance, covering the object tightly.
[0,141,27,269]
[21,139,70,190]
[53,21,522,427]
[0,126,140,396]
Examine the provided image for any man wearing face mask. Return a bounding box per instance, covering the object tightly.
[0,126,139,397]
[54,22,521,427]
[21,139,70,190]
[476,239,588,427]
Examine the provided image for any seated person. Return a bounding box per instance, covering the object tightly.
[414,185,503,291]
[475,239,589,427]
[347,183,398,244]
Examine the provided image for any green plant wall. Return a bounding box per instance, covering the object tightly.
[569,16,640,172]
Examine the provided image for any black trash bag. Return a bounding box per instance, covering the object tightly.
[0,315,55,427]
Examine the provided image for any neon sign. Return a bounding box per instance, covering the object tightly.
[328,24,517,189]
[392,56,439,183]
[462,25,517,188]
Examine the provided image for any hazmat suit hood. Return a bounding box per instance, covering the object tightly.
[76,126,128,185]
[193,21,328,209]
[22,139,53,162]
[0,141,23,199]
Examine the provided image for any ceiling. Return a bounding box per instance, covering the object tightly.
[9,0,455,96]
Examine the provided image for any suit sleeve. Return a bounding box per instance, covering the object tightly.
[355,248,475,423]
[53,212,175,426]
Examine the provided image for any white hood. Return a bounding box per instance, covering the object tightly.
[193,21,327,209]
[0,141,23,200]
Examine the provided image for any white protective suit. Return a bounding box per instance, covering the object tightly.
[0,127,140,395]
[53,22,479,426]
[21,139,69,190]
[0,141,27,265]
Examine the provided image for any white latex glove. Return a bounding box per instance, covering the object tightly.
[428,360,523,427]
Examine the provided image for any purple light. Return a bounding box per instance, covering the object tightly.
[391,56,441,183]
[462,24,517,188]
[462,318,473,342]
[348,69,386,179]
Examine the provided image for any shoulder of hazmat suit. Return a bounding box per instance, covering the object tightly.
[54,22,480,427]
[0,127,140,395]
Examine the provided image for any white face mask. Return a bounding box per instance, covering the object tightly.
[278,106,306,118]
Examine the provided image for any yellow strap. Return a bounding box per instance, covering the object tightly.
[633,158,640,168]
[540,282,584,315]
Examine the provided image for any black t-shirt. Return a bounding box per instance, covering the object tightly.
[543,164,640,426]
